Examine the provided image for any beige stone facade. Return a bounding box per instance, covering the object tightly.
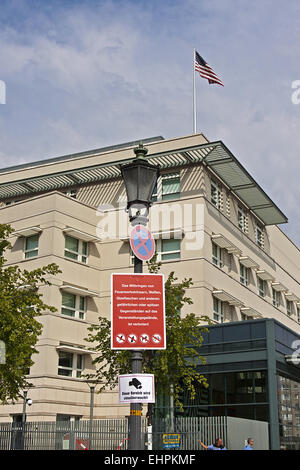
[0,133,299,423]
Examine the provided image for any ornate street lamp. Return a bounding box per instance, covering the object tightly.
[120,142,159,226]
[120,142,159,451]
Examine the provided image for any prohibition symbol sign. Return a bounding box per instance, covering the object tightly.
[130,225,155,262]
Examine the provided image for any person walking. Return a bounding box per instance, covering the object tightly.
[243,437,254,450]
[199,437,227,450]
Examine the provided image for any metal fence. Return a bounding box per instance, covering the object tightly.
[0,416,227,451]
[151,416,227,450]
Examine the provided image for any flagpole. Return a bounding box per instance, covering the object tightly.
[193,48,197,134]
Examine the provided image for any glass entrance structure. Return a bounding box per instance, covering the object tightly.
[155,319,300,450]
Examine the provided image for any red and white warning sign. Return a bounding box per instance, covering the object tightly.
[111,273,165,350]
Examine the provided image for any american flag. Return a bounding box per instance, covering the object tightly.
[194,51,224,86]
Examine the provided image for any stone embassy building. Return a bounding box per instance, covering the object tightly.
[0,132,299,448]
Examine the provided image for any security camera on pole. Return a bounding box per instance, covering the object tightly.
[117,142,162,451]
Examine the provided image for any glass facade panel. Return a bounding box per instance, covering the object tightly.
[278,375,300,449]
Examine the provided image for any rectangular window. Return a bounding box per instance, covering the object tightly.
[213,297,224,323]
[258,278,265,297]
[238,208,247,233]
[212,242,222,268]
[61,292,86,319]
[162,173,180,200]
[297,307,300,323]
[255,224,263,248]
[161,238,181,261]
[64,235,88,263]
[58,350,84,378]
[286,300,292,316]
[211,180,222,210]
[272,288,280,308]
[240,263,249,286]
[24,234,39,258]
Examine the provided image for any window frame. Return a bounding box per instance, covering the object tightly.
[238,207,247,233]
[57,350,84,378]
[24,234,39,259]
[272,288,280,308]
[212,242,223,268]
[64,235,88,264]
[152,172,180,202]
[211,179,222,210]
[255,224,264,248]
[286,299,293,316]
[61,291,86,320]
[258,277,265,297]
[213,296,224,323]
[240,263,249,286]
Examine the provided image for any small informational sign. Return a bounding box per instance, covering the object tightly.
[163,433,181,449]
[119,374,155,404]
[130,225,155,262]
[111,273,166,350]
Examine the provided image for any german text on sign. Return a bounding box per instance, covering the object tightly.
[111,273,165,350]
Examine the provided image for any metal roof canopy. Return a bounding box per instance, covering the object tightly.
[0,140,287,226]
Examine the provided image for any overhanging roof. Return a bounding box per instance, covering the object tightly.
[0,140,288,226]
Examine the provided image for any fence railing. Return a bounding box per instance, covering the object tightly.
[0,416,227,451]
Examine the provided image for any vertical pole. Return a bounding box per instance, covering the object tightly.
[193,48,197,134]
[89,385,95,450]
[266,319,280,450]
[22,390,27,425]
[21,390,27,450]
[128,255,143,450]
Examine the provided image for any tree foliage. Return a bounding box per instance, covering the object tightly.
[85,256,211,410]
[0,224,61,404]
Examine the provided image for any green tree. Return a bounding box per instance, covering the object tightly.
[0,224,61,404]
[85,256,211,412]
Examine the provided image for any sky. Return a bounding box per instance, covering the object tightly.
[0,0,299,246]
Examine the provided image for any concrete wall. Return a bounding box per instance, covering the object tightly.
[227,417,269,450]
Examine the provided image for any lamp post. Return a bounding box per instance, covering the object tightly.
[21,390,32,450]
[121,142,159,451]
[85,379,103,450]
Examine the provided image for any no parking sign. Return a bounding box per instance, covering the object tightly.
[130,225,155,262]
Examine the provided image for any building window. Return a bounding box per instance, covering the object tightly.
[286,300,293,316]
[240,263,249,286]
[162,172,180,200]
[58,350,84,378]
[152,172,180,202]
[24,234,39,258]
[213,297,224,323]
[64,235,88,263]
[211,180,222,210]
[272,288,280,308]
[238,207,247,233]
[61,291,86,320]
[258,278,265,297]
[297,307,300,323]
[161,238,181,260]
[255,224,264,248]
[212,242,222,268]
